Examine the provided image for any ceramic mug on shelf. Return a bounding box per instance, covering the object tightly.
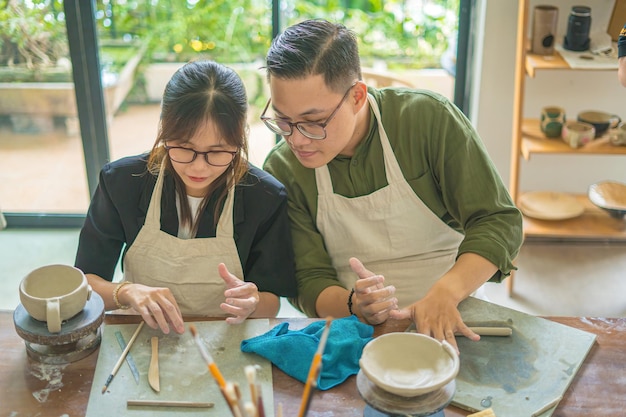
[19,264,92,333]
[577,111,621,138]
[561,121,595,148]
[609,123,626,146]
[540,106,566,138]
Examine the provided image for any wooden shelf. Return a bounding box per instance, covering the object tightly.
[508,0,626,294]
[525,51,569,77]
[521,194,626,240]
[520,119,626,160]
[525,50,617,78]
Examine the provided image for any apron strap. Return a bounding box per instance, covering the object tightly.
[144,159,167,228]
[365,94,406,185]
[215,184,236,238]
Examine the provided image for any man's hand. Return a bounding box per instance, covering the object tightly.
[389,287,480,353]
[349,257,398,325]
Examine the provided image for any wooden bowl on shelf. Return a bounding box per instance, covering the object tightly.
[588,181,626,219]
[518,191,584,220]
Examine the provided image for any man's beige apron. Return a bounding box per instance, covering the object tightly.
[123,163,244,316]
[315,94,464,308]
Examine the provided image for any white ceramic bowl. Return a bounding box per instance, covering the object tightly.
[588,181,626,219]
[359,332,459,397]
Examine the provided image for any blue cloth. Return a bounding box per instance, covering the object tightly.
[241,316,373,390]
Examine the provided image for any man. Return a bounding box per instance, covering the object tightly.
[262,19,522,351]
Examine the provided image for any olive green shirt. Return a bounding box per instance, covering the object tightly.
[264,87,523,317]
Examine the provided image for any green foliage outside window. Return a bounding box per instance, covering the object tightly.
[98,0,458,70]
[0,0,458,80]
[284,0,459,70]
[0,0,142,82]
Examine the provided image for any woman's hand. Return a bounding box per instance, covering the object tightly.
[117,283,185,335]
[218,263,260,324]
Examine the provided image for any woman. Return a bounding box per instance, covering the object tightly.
[75,60,296,334]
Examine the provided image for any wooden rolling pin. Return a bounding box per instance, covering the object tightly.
[461,326,513,337]
[127,400,214,408]
[406,323,512,337]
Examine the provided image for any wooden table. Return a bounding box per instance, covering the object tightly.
[1,311,625,416]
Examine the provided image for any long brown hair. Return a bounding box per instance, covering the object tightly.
[147,60,249,234]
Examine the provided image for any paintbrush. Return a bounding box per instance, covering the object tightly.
[256,386,266,417]
[244,401,257,417]
[102,321,144,394]
[245,365,267,417]
[189,324,238,416]
[234,382,248,417]
[189,324,227,388]
[245,365,258,406]
[224,381,244,417]
[297,317,332,417]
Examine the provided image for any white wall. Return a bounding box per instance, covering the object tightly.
[473,0,625,194]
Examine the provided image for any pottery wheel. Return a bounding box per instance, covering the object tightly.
[357,370,455,417]
[13,292,105,364]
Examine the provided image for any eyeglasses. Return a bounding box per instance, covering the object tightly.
[260,83,356,140]
[164,144,238,167]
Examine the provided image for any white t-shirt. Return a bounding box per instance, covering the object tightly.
[176,195,204,239]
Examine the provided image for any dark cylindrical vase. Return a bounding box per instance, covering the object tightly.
[563,6,591,51]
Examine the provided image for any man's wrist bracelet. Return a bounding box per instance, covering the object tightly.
[113,281,132,310]
[347,288,355,315]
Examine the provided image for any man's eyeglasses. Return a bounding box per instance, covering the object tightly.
[260,83,356,140]
[164,144,238,167]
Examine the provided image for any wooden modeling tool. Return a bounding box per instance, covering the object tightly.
[102,321,144,394]
[149,336,160,392]
[468,408,497,417]
[297,317,332,417]
[127,400,214,408]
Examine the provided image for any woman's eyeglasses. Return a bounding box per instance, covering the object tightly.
[164,145,238,167]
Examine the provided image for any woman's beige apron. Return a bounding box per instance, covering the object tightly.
[315,94,464,308]
[123,163,244,316]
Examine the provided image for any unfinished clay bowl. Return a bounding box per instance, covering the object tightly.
[359,332,459,397]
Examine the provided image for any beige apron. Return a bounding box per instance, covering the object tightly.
[123,163,244,316]
[315,94,464,308]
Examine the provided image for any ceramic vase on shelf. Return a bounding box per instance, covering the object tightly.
[563,6,591,51]
[531,5,558,55]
